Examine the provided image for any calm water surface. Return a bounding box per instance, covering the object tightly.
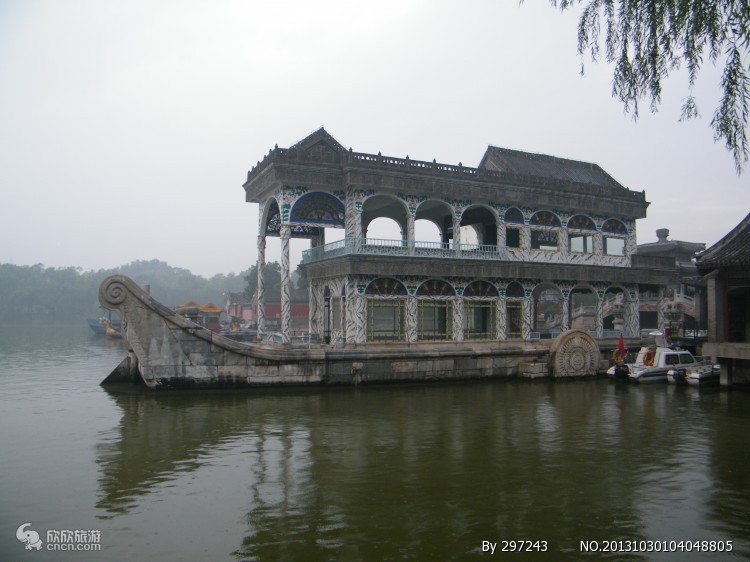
[1,323,749,561]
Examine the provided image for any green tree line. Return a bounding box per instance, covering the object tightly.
[0,259,309,323]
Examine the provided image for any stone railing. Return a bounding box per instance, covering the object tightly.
[301,237,509,263]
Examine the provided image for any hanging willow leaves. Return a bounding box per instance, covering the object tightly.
[542,0,750,174]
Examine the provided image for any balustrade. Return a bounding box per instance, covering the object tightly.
[301,237,509,263]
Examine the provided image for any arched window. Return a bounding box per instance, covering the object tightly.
[529,211,560,251]
[602,219,628,256]
[463,281,499,340]
[568,215,596,254]
[290,192,345,227]
[416,279,455,341]
[365,278,406,342]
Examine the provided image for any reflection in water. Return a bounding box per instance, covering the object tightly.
[97,382,750,560]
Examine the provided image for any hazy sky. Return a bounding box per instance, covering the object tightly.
[2,1,747,278]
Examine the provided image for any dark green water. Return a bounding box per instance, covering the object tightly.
[1,324,749,561]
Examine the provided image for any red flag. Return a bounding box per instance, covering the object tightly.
[618,333,626,359]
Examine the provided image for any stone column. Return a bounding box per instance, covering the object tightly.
[521,223,531,252]
[705,271,723,342]
[345,188,363,239]
[522,298,533,340]
[345,281,357,344]
[280,225,291,344]
[595,293,604,338]
[309,280,323,340]
[625,291,640,337]
[340,283,347,341]
[496,219,506,248]
[559,228,569,261]
[657,287,667,332]
[453,297,464,342]
[561,293,571,331]
[406,296,418,343]
[453,216,462,256]
[496,299,506,340]
[257,235,266,336]
[594,229,604,260]
[407,213,416,255]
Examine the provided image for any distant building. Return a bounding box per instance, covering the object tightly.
[224,292,253,324]
[696,212,750,386]
[636,228,706,334]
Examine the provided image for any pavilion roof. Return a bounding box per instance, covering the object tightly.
[696,212,750,272]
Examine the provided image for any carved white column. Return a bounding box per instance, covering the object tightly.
[626,290,640,337]
[453,297,464,342]
[595,293,604,338]
[407,213,416,255]
[309,280,323,340]
[496,299,506,340]
[280,225,291,343]
[522,298,533,340]
[345,188,363,239]
[345,281,357,344]
[257,235,266,336]
[521,223,531,252]
[657,287,667,331]
[496,219,506,248]
[562,294,571,331]
[406,296,418,342]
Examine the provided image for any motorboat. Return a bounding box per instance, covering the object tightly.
[667,363,720,386]
[607,331,706,383]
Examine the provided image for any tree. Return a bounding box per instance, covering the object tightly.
[546,0,749,173]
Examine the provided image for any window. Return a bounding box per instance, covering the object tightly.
[367,300,405,341]
[464,301,497,340]
[506,302,522,338]
[506,227,520,248]
[604,237,625,256]
[418,300,453,341]
[569,233,594,254]
[531,230,558,251]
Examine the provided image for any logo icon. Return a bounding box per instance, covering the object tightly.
[16,523,43,550]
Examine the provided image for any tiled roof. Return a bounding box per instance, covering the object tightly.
[696,212,750,271]
[479,146,624,190]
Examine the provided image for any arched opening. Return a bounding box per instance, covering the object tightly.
[365,217,403,241]
[505,281,525,338]
[463,281,499,340]
[570,286,597,332]
[416,279,455,341]
[290,191,345,227]
[365,278,407,342]
[567,215,596,254]
[460,206,497,247]
[533,284,564,337]
[415,219,442,244]
[416,200,454,245]
[361,195,407,240]
[603,287,626,332]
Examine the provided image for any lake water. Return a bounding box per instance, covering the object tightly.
[1,323,749,561]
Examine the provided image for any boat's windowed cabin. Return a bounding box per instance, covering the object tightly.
[678,353,695,364]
